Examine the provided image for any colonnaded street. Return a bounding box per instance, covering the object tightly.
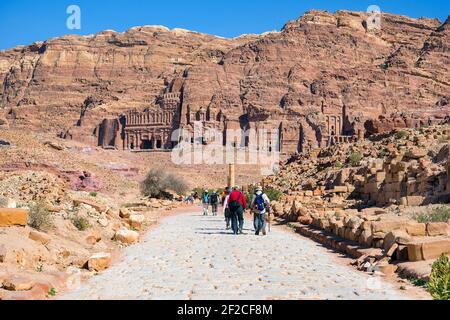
[63,212,410,300]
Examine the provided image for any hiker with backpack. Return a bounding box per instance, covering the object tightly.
[222,187,232,230]
[226,186,247,235]
[202,190,209,216]
[250,186,271,236]
[209,191,220,216]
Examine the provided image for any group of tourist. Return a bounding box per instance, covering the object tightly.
[201,186,271,236]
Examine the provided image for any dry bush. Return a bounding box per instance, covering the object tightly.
[71,214,91,231]
[141,169,188,198]
[28,201,54,231]
[0,197,9,207]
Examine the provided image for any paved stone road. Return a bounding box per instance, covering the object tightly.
[63,213,409,300]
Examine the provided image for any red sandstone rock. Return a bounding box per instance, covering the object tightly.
[1,11,448,154]
[87,253,112,272]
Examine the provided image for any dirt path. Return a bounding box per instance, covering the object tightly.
[63,212,412,300]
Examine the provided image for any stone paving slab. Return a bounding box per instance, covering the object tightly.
[63,213,410,300]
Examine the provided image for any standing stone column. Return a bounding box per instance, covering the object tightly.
[358,129,364,142]
[228,164,235,188]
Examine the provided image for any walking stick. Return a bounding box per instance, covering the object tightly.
[268,210,271,233]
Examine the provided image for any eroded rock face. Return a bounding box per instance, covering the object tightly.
[0,11,449,154]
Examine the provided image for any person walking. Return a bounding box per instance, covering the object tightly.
[222,187,232,229]
[250,186,271,236]
[227,186,247,235]
[202,190,209,216]
[210,191,220,216]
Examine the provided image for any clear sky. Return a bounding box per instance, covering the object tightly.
[0,0,449,50]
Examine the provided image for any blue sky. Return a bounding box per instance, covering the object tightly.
[0,0,449,50]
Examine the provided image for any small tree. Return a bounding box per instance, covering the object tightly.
[348,152,363,167]
[165,173,189,195]
[141,169,188,198]
[428,254,450,300]
[28,201,54,231]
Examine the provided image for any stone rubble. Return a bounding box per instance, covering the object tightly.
[266,125,450,277]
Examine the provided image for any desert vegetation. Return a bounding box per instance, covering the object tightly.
[141,168,189,198]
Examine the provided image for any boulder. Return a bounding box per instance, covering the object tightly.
[406,222,427,236]
[358,230,373,247]
[346,216,362,229]
[297,215,313,225]
[129,214,145,230]
[119,208,132,219]
[375,263,398,276]
[422,239,450,260]
[384,230,412,251]
[29,230,51,245]
[0,208,28,227]
[85,231,102,245]
[426,222,450,237]
[406,148,427,159]
[73,198,107,213]
[115,229,139,244]
[87,252,112,271]
[106,208,119,217]
[97,218,109,227]
[2,275,35,291]
[371,219,408,236]
[386,243,399,257]
[407,239,450,262]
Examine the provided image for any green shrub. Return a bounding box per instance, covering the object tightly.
[334,161,343,168]
[348,152,363,167]
[410,278,427,288]
[395,130,408,140]
[427,254,450,300]
[141,168,188,198]
[265,188,283,201]
[89,192,98,197]
[28,201,54,231]
[414,206,450,223]
[245,186,282,205]
[47,288,57,297]
[72,215,91,231]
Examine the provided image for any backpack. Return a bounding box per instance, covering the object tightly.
[202,193,209,203]
[210,193,218,204]
[229,192,243,211]
[255,193,266,211]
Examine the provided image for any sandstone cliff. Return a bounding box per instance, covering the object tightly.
[0,10,449,137]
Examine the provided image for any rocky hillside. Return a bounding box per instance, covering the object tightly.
[264,124,450,274]
[264,125,450,208]
[0,10,449,133]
